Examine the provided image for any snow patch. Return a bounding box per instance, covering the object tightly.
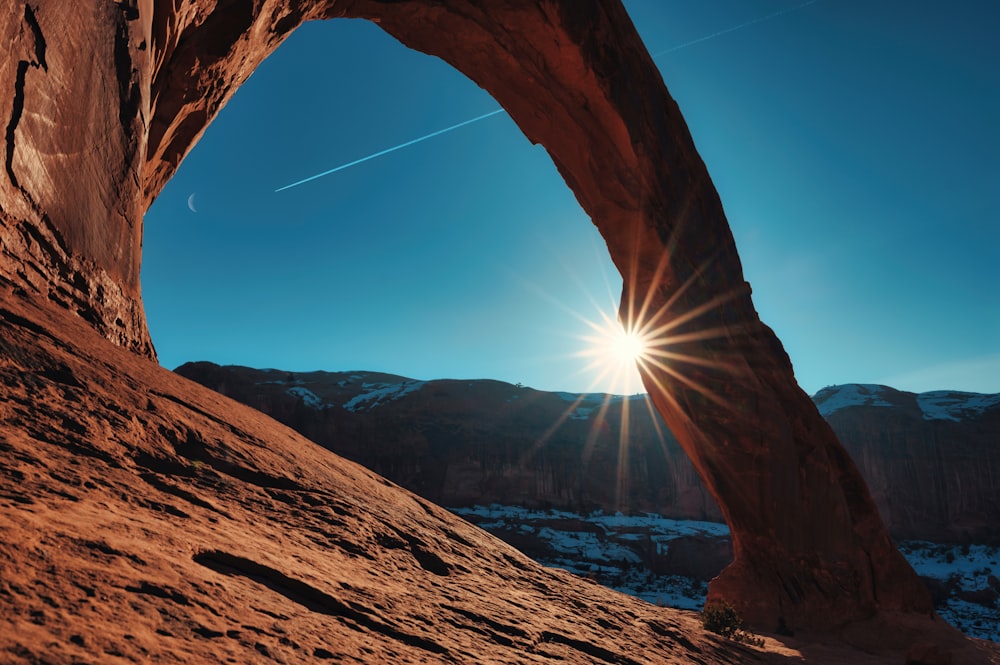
[587,511,730,538]
[343,380,426,412]
[917,391,1000,422]
[450,504,999,642]
[556,392,647,404]
[449,505,724,618]
[898,541,999,641]
[286,386,324,409]
[813,384,893,416]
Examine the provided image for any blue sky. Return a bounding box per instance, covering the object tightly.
[142,0,998,396]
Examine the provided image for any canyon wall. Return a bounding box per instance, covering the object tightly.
[815,385,1000,544]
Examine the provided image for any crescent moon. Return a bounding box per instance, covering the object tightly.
[187,193,197,213]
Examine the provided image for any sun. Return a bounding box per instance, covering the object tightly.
[609,328,648,366]
[577,312,652,395]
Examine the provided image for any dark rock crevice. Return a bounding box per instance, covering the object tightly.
[5,4,47,195]
[114,5,142,133]
[5,61,31,191]
[193,550,451,655]
[23,5,47,71]
[539,630,645,665]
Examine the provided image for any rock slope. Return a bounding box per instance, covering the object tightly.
[1,294,795,664]
[3,291,997,662]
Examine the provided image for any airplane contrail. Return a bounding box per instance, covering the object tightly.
[650,0,820,58]
[275,1,819,193]
[275,108,504,192]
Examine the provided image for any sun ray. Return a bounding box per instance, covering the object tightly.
[657,325,732,346]
[642,355,740,415]
[518,393,591,467]
[638,241,722,330]
[640,393,673,463]
[511,208,760,519]
[616,394,632,512]
[640,281,749,342]
[627,243,736,341]
[580,392,617,479]
[646,349,747,376]
[634,225,683,335]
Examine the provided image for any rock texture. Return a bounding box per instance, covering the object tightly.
[1,296,995,662]
[0,3,152,356]
[1,295,791,664]
[176,365,1000,545]
[0,0,965,649]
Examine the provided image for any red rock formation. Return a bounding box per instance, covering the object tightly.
[0,294,769,664]
[0,3,151,355]
[0,0,968,650]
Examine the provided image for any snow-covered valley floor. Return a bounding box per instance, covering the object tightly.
[450,505,999,642]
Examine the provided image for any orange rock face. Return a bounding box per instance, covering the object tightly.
[0,0,987,657]
[0,296,766,664]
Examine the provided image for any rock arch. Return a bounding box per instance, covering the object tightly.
[0,0,931,632]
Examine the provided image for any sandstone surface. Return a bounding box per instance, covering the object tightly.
[0,295,782,664]
[0,0,977,654]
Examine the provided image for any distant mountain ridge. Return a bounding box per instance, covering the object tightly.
[814,383,1000,422]
[176,362,1000,544]
[814,383,1000,544]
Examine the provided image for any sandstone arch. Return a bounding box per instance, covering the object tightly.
[0,0,932,634]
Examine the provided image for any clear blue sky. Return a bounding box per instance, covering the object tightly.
[142,0,998,396]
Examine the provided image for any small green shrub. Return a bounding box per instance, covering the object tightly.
[702,601,742,638]
[701,600,765,647]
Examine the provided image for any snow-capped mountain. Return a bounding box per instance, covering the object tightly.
[814,383,1000,422]
[814,384,1000,544]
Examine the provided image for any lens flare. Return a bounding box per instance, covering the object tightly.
[577,311,652,396]
[610,328,647,367]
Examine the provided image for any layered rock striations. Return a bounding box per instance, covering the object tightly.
[0,0,967,651]
[178,364,1000,544]
[0,3,152,356]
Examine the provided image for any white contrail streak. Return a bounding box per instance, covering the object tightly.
[650,0,819,58]
[275,1,819,192]
[275,108,504,192]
